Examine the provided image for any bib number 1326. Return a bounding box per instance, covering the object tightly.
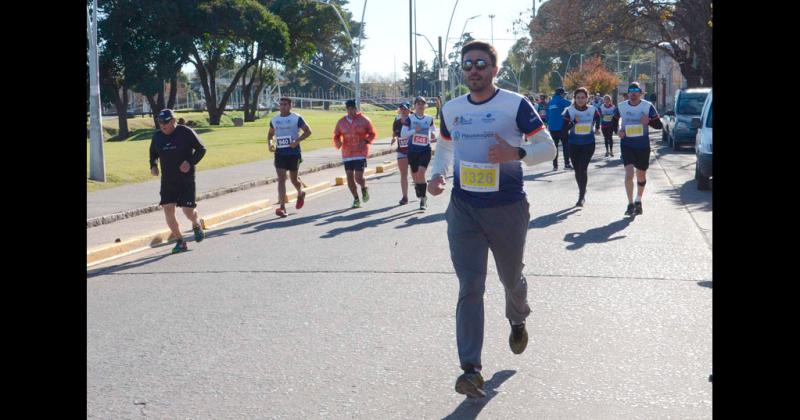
[460,161,499,192]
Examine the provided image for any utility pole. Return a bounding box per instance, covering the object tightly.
[87,0,105,182]
[489,14,495,45]
[531,0,537,94]
[409,0,414,96]
[439,36,444,101]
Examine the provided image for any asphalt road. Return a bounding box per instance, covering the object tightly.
[88,140,712,419]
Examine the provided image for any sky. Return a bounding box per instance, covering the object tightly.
[344,0,542,81]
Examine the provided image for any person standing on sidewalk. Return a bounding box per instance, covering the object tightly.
[547,87,572,170]
[333,99,377,208]
[406,96,437,210]
[614,82,663,216]
[390,102,412,205]
[599,94,618,157]
[268,97,312,218]
[560,87,601,207]
[427,41,556,399]
[149,109,207,254]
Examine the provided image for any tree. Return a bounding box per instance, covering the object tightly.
[530,0,712,86]
[563,56,619,95]
[498,38,531,93]
[403,60,437,97]
[172,0,290,125]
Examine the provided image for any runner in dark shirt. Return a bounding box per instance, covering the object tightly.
[149,109,207,253]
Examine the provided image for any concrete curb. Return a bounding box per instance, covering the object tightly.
[86,161,405,267]
[87,147,397,229]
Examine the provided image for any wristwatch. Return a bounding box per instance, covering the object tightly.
[517,147,527,159]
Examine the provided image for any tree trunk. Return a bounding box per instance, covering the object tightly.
[243,67,253,122]
[167,74,178,109]
[114,87,129,140]
[146,95,161,127]
[678,61,703,88]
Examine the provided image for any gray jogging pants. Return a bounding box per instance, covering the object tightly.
[445,194,532,371]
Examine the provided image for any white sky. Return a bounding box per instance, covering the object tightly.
[182,0,546,80]
[345,0,541,81]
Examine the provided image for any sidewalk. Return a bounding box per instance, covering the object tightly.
[87,138,397,226]
[87,141,439,264]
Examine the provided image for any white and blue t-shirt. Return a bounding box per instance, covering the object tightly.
[562,104,600,145]
[270,112,307,156]
[406,113,436,153]
[599,103,617,128]
[614,100,659,149]
[439,88,546,208]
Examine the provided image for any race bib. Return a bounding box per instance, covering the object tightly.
[276,136,293,148]
[398,136,409,148]
[575,124,591,135]
[625,124,644,137]
[459,161,499,192]
[412,133,429,146]
[603,115,613,122]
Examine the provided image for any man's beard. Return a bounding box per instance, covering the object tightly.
[468,76,490,92]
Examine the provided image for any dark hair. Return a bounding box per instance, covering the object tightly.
[461,41,498,67]
[279,97,292,104]
[573,87,589,98]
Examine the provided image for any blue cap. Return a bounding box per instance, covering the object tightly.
[399,102,410,110]
[157,109,175,122]
[345,99,356,108]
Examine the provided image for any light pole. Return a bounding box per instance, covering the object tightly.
[312,0,365,109]
[488,14,495,45]
[87,0,105,182]
[452,14,481,98]
[414,32,440,97]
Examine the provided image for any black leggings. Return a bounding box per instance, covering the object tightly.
[551,129,570,166]
[569,142,595,198]
[601,126,614,153]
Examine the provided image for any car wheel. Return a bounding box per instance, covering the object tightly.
[696,160,710,190]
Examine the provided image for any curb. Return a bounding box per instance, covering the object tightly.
[87,147,397,228]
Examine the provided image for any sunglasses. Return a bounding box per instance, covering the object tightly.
[462,59,488,71]
[628,88,642,93]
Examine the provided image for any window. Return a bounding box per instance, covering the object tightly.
[705,103,712,128]
[676,92,708,115]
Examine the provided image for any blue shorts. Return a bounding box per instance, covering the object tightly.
[343,159,367,171]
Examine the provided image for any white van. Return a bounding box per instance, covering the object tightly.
[691,90,712,190]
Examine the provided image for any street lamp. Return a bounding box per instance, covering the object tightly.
[414,32,440,96]
[311,0,366,109]
[87,0,105,182]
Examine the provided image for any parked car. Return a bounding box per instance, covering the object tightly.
[662,87,711,150]
[691,90,712,190]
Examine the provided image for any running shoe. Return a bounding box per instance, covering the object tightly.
[362,187,370,203]
[575,197,585,207]
[635,201,643,215]
[455,369,486,399]
[420,196,427,210]
[509,321,528,354]
[399,196,408,205]
[625,203,635,216]
[295,191,306,209]
[192,224,205,242]
[275,207,288,218]
[352,198,361,208]
[171,240,188,254]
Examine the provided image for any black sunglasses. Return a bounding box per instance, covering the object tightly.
[462,59,488,71]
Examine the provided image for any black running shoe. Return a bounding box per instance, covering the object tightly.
[509,321,528,354]
[455,370,486,398]
[625,203,635,216]
[576,197,585,207]
[635,201,643,215]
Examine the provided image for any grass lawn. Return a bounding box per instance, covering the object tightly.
[87,106,436,192]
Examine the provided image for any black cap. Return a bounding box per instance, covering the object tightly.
[157,109,175,122]
[345,99,357,108]
[627,82,642,93]
[554,87,565,95]
[414,96,426,104]
[398,102,410,110]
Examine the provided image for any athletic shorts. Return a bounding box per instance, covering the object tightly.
[396,151,408,160]
[275,154,301,171]
[343,159,367,172]
[621,146,651,171]
[407,149,432,173]
[159,179,197,208]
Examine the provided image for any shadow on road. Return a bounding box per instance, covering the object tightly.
[529,207,581,229]
[87,250,177,278]
[395,211,445,228]
[523,170,560,183]
[563,217,633,250]
[442,370,517,420]
[320,208,421,238]
[240,208,351,234]
[697,281,712,289]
